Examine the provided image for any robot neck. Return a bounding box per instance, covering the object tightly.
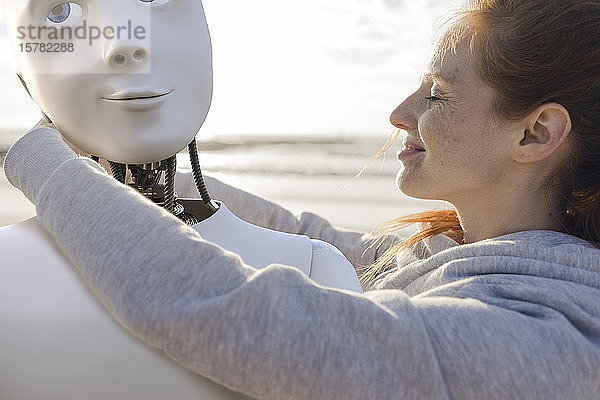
[99,139,218,225]
[110,157,176,212]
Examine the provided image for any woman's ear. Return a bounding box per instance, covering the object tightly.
[513,103,572,163]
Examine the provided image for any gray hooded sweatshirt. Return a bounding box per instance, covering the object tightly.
[4,127,600,400]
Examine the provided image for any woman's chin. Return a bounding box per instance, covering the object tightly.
[396,179,421,198]
[396,170,419,196]
[395,173,439,200]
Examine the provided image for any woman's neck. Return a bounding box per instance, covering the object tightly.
[453,185,565,244]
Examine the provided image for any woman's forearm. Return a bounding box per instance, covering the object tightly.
[4,128,449,399]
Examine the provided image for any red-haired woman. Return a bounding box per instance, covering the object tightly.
[5,0,600,398]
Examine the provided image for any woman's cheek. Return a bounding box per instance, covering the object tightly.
[419,112,449,157]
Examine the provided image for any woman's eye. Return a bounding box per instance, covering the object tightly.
[47,3,82,25]
[425,95,444,102]
[139,0,172,7]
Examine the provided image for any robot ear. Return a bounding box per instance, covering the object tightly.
[16,72,53,123]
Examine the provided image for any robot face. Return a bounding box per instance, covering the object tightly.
[1,0,213,163]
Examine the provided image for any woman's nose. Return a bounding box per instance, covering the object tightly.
[389,95,419,131]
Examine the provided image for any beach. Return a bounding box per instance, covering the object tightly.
[0,132,451,236]
[0,0,461,236]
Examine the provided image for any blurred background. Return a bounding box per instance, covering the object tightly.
[0,0,460,233]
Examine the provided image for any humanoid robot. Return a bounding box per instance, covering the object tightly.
[0,1,361,398]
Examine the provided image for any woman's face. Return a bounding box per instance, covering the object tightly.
[391,39,518,204]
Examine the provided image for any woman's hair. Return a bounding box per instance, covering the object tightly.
[362,0,600,285]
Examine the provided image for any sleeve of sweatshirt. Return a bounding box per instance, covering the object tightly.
[175,170,402,273]
[4,128,451,399]
[8,128,594,400]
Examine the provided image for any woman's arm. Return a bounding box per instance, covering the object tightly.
[4,127,449,399]
[176,170,402,272]
[7,128,585,400]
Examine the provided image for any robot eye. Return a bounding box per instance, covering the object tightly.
[138,0,172,8]
[47,3,82,25]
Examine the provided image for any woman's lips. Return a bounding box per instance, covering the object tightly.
[397,145,426,160]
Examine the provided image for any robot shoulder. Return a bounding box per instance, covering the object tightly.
[309,239,363,293]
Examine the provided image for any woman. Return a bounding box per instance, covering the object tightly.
[4,0,600,398]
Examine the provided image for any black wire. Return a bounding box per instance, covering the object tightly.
[164,155,176,213]
[108,161,127,184]
[95,153,193,221]
[188,139,212,204]
[179,212,202,225]
[92,156,126,186]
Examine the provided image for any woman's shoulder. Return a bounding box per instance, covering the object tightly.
[476,229,600,271]
[493,229,598,248]
[397,227,461,265]
[392,227,600,266]
[371,228,600,296]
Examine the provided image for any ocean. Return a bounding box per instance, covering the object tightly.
[0,132,451,234]
[0,0,460,235]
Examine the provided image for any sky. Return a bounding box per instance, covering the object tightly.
[0,0,462,140]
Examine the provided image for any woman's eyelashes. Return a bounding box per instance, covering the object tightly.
[422,82,449,105]
[424,88,457,113]
[425,92,450,106]
[425,95,445,102]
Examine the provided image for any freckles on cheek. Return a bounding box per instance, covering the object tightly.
[419,112,446,145]
[420,114,456,166]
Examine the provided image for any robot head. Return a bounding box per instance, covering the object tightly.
[1,0,213,163]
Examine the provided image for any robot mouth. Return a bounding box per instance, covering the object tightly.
[102,89,173,101]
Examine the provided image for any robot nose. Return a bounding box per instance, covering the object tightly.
[105,45,149,70]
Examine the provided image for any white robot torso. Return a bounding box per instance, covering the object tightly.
[0,213,360,399]
[191,202,363,294]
